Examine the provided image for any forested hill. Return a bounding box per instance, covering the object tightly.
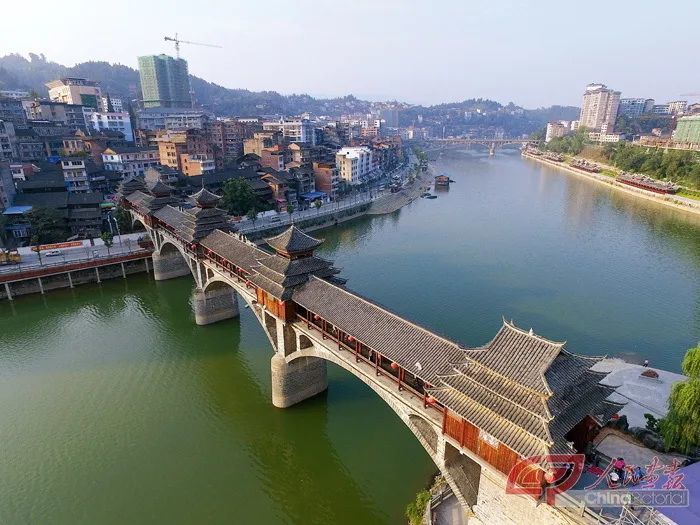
[0,53,579,133]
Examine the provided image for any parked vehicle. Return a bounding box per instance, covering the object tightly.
[45,250,62,257]
[0,251,21,265]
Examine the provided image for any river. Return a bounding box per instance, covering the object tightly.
[1,148,699,524]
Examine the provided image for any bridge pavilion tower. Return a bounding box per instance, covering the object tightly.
[247,226,344,407]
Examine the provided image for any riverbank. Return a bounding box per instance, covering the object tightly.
[522,151,700,216]
[367,168,434,215]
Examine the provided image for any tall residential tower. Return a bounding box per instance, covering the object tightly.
[579,83,621,131]
[138,54,191,109]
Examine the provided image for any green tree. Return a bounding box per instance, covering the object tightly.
[246,207,258,228]
[405,490,431,525]
[313,199,322,214]
[287,203,295,222]
[660,344,700,454]
[221,178,257,216]
[27,207,69,244]
[114,206,133,233]
[101,231,114,254]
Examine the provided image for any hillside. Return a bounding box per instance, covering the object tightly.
[0,53,579,134]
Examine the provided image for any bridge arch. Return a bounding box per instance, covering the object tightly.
[285,337,480,511]
[152,239,195,282]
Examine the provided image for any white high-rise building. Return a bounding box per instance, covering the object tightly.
[335,146,373,185]
[89,112,134,141]
[263,118,315,144]
[579,83,621,131]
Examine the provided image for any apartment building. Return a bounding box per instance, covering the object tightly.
[263,118,315,144]
[102,146,160,177]
[335,146,373,185]
[579,83,620,131]
[89,111,134,141]
[46,78,102,109]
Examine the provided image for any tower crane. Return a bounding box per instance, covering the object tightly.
[162,34,222,108]
[164,33,222,59]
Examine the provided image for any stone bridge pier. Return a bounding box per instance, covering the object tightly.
[193,283,240,326]
[152,248,191,281]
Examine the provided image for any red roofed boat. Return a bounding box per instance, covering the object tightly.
[618,172,680,195]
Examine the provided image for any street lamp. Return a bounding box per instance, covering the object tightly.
[107,211,124,252]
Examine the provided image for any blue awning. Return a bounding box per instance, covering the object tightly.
[300,191,327,201]
[3,205,33,215]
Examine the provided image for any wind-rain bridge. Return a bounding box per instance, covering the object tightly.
[120,177,626,525]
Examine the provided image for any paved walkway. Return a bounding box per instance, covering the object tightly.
[432,493,468,525]
[594,428,685,468]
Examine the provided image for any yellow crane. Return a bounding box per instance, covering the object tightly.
[164,33,222,59]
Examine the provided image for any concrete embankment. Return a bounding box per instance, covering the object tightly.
[1,252,152,300]
[522,152,700,216]
[367,169,434,215]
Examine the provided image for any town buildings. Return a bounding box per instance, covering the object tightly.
[263,118,315,144]
[23,100,92,129]
[0,90,30,100]
[0,162,16,211]
[312,161,339,200]
[335,146,373,185]
[545,121,570,142]
[88,111,134,141]
[138,54,191,108]
[156,129,219,174]
[204,118,259,166]
[102,146,160,178]
[579,83,620,131]
[652,101,688,116]
[618,98,655,118]
[135,107,213,131]
[61,157,107,193]
[672,115,700,145]
[46,78,102,109]
[0,96,28,126]
[0,121,18,161]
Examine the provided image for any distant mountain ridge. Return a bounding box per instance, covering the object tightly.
[0,53,579,134]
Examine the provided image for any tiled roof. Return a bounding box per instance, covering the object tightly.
[200,230,267,273]
[191,187,221,208]
[426,321,624,459]
[265,225,323,255]
[292,276,465,381]
[462,321,565,395]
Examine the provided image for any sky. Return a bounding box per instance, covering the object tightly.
[2,0,699,108]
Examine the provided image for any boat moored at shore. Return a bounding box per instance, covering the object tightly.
[618,172,680,194]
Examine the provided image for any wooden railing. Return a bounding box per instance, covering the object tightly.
[295,311,444,416]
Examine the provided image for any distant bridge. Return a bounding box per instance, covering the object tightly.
[427,138,538,155]
[115,177,652,524]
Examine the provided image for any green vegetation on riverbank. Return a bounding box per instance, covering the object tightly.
[599,143,700,190]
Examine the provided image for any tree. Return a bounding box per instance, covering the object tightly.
[660,343,700,454]
[114,206,133,234]
[101,232,114,254]
[287,203,295,222]
[0,214,11,254]
[27,207,69,244]
[405,490,431,525]
[221,178,257,216]
[313,199,322,214]
[246,207,258,228]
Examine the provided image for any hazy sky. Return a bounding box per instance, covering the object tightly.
[3,0,699,108]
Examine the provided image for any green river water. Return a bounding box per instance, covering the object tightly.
[1,149,699,524]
